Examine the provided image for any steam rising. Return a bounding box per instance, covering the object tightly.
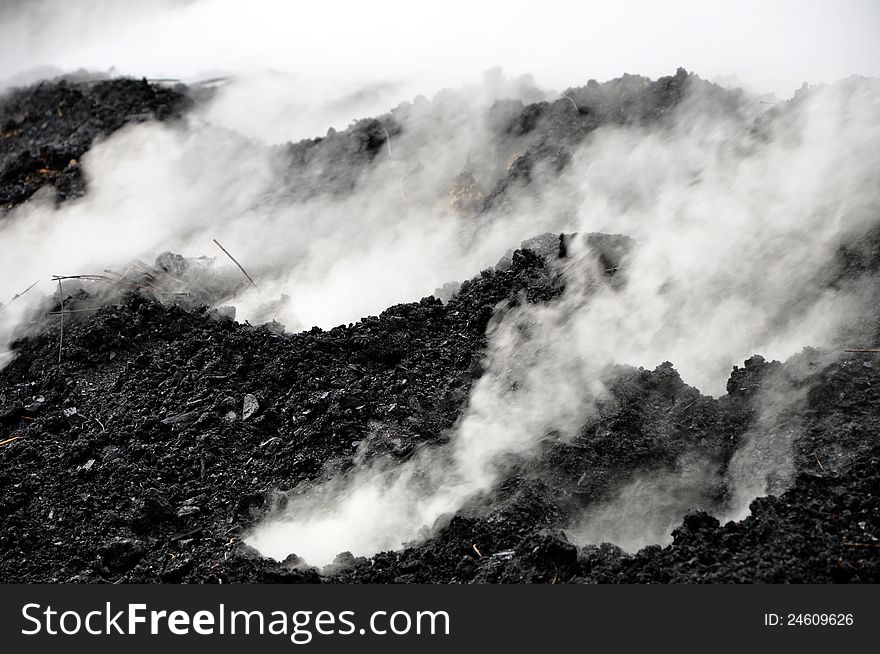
[248,78,880,564]
[2,68,878,565]
[3,1,880,97]
[0,71,554,347]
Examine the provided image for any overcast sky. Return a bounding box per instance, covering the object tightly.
[2,0,878,98]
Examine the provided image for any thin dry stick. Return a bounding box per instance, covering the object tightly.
[129,262,158,281]
[844,348,880,353]
[667,399,697,415]
[381,127,393,157]
[105,266,165,293]
[563,95,579,111]
[57,277,64,365]
[213,238,257,289]
[10,280,39,304]
[815,455,825,472]
[48,308,102,316]
[0,436,21,447]
[73,411,106,433]
[53,273,164,294]
[52,274,112,281]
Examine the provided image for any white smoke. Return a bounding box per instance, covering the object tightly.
[3,0,880,98]
[2,0,879,565]
[248,77,880,566]
[0,70,557,355]
[568,452,721,553]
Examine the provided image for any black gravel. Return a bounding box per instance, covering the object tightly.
[0,77,189,211]
[0,73,878,583]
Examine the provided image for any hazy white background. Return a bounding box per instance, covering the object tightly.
[2,0,879,112]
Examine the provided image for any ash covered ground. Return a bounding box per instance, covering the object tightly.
[0,70,878,583]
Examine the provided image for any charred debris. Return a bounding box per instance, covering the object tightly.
[0,71,878,583]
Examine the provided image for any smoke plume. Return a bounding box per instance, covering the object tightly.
[248,77,880,565]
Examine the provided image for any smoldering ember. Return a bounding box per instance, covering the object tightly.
[0,68,878,584]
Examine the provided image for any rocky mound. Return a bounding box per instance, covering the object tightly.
[0,78,190,211]
[0,72,877,583]
[1,237,877,583]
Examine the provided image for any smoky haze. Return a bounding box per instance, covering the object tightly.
[249,79,880,565]
[0,68,557,356]
[1,1,879,569]
[2,1,880,103]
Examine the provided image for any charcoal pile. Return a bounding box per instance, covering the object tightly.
[0,244,563,582]
[2,242,878,583]
[0,72,878,583]
[277,67,743,207]
[330,352,880,583]
[0,78,189,211]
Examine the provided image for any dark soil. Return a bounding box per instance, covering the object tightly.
[277,67,745,209]
[0,78,189,211]
[1,239,877,583]
[0,73,877,583]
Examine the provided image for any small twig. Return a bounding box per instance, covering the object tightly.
[10,280,39,304]
[668,399,697,415]
[57,277,64,365]
[54,273,146,288]
[563,95,579,112]
[381,126,393,157]
[52,273,173,294]
[842,541,880,548]
[51,274,112,282]
[844,348,880,353]
[0,436,21,447]
[129,263,156,279]
[48,308,102,315]
[213,239,257,289]
[472,544,483,558]
[815,455,825,472]
[74,411,106,433]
